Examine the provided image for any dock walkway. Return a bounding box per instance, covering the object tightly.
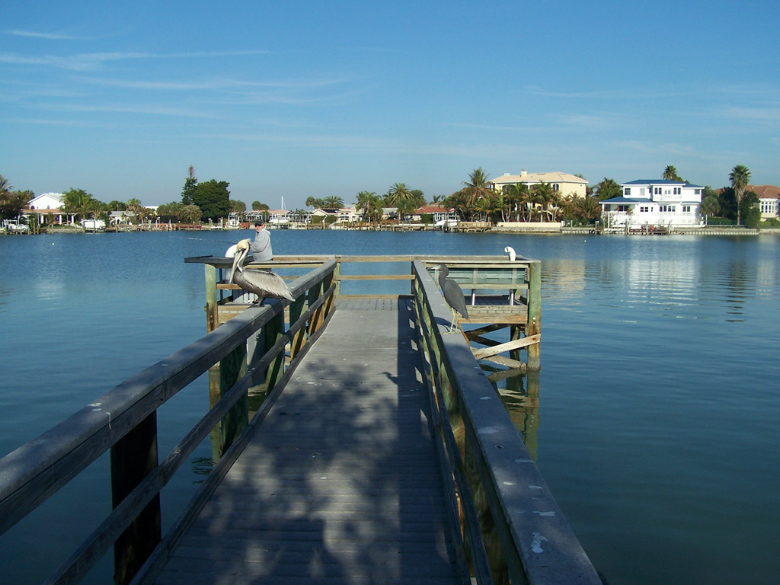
[155,298,464,584]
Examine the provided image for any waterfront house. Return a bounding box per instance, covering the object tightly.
[25,192,76,225]
[600,179,703,230]
[749,185,780,221]
[488,171,589,199]
[413,204,457,224]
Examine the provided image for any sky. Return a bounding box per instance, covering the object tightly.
[2,0,779,210]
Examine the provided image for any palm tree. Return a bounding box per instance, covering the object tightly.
[729,165,751,226]
[576,194,602,223]
[462,167,492,206]
[0,174,11,197]
[305,196,325,209]
[663,165,685,182]
[385,183,414,207]
[505,183,530,221]
[356,191,383,227]
[322,195,344,210]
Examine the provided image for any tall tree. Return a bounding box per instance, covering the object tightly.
[505,183,531,221]
[305,196,325,209]
[461,167,492,206]
[593,178,622,200]
[663,165,686,182]
[384,183,414,207]
[230,200,247,213]
[193,180,231,221]
[62,188,94,219]
[1,187,34,220]
[729,165,751,226]
[356,191,383,226]
[182,166,197,205]
[322,195,344,209]
[699,187,720,219]
[0,174,11,199]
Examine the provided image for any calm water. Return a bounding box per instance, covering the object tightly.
[1,230,779,584]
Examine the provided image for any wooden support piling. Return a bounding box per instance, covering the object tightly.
[110,413,161,585]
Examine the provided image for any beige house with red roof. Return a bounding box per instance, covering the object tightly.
[749,185,780,221]
[488,171,588,199]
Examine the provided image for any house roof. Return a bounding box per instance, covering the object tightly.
[624,179,703,188]
[491,172,588,185]
[415,205,454,213]
[748,184,780,199]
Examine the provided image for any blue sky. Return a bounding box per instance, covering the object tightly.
[2,0,779,209]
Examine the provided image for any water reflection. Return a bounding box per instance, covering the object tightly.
[483,366,540,461]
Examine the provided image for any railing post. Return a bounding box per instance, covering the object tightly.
[289,294,307,360]
[265,310,285,391]
[205,264,218,333]
[308,281,324,335]
[219,341,248,452]
[526,261,541,370]
[110,413,161,585]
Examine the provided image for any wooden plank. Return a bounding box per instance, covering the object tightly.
[471,334,541,360]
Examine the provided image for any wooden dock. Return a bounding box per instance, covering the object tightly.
[0,256,602,585]
[155,298,465,584]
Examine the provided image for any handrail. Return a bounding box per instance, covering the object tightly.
[412,260,601,585]
[0,259,338,585]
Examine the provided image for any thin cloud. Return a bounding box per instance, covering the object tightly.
[0,49,269,71]
[79,75,346,92]
[44,102,219,119]
[4,29,79,40]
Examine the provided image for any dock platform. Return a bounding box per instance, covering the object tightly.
[155,298,465,584]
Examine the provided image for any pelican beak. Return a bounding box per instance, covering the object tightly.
[229,248,243,284]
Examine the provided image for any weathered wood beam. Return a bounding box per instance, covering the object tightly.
[471,334,541,360]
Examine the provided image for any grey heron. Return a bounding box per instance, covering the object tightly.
[228,239,293,303]
[436,264,468,333]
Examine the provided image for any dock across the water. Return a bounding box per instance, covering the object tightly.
[0,256,601,585]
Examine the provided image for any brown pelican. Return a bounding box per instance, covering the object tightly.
[435,264,468,333]
[229,239,293,303]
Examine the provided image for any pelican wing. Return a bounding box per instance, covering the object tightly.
[233,268,294,301]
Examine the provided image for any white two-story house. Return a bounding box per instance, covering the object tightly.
[600,179,704,230]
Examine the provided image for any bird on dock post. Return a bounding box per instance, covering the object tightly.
[435,264,468,333]
[228,239,293,304]
[504,246,516,261]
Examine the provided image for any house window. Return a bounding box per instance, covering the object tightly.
[682,205,691,213]
[552,183,560,192]
[625,188,631,196]
[654,187,661,195]
[639,206,649,213]
[674,187,681,195]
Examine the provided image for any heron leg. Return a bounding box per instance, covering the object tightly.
[445,309,459,333]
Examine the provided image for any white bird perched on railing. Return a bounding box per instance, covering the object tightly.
[504,246,516,262]
[227,239,293,303]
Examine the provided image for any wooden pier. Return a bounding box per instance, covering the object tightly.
[0,256,601,585]
[156,298,464,584]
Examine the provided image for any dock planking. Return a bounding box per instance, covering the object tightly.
[154,298,466,585]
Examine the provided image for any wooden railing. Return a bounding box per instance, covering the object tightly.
[0,260,337,585]
[412,259,601,585]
